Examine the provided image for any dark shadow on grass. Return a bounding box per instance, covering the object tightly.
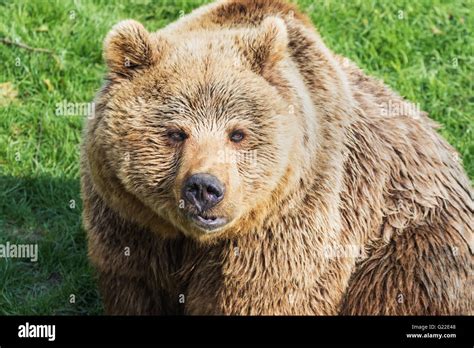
[0,174,103,315]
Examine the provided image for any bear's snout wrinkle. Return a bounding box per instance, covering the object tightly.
[182,173,225,212]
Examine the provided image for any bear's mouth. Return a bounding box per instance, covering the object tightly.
[188,212,227,231]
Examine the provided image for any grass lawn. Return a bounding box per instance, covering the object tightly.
[0,0,472,315]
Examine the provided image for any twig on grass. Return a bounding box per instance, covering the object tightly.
[0,37,55,55]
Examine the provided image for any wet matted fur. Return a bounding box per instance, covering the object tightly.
[81,0,473,315]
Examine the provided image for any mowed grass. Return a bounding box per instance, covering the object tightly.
[0,0,472,315]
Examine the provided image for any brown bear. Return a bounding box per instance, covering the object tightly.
[81,0,473,315]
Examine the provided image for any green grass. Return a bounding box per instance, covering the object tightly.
[0,0,472,315]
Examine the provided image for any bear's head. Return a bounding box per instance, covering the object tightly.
[87,17,320,242]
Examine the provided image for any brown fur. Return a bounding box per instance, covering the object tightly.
[81,0,473,315]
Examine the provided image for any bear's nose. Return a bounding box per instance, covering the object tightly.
[182,173,225,212]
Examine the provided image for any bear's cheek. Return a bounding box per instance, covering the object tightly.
[113,143,180,210]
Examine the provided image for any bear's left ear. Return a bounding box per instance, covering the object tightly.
[104,19,163,78]
[238,16,289,74]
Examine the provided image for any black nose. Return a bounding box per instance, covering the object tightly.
[182,173,225,211]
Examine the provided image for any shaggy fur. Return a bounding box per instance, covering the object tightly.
[81,0,473,315]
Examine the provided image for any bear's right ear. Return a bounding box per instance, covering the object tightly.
[104,20,161,79]
[237,17,289,75]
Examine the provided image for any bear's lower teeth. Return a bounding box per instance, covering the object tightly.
[198,214,216,221]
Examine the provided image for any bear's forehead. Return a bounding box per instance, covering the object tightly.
[164,29,240,52]
[156,30,249,69]
[137,63,268,111]
[109,72,271,128]
[152,80,269,122]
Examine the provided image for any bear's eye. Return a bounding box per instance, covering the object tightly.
[167,130,188,143]
[229,130,245,143]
